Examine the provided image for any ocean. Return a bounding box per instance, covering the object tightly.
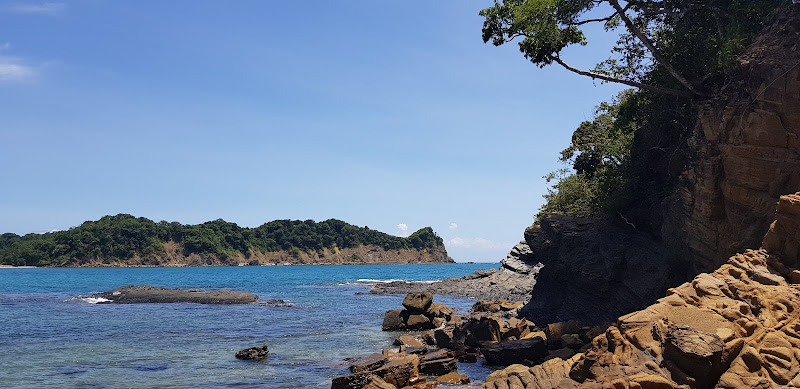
[0,263,497,388]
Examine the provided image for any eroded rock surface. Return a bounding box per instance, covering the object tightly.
[662,5,800,272]
[481,246,800,389]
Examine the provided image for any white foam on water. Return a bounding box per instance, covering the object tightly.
[345,278,441,286]
[80,297,112,304]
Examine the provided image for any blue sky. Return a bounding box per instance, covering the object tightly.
[0,1,625,262]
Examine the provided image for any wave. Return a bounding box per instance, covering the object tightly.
[337,278,440,286]
[78,296,112,304]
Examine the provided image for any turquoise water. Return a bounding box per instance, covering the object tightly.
[0,264,496,388]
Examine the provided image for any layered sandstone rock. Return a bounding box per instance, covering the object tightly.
[481,193,800,389]
[662,5,800,272]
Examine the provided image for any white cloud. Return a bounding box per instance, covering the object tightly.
[446,237,510,250]
[0,58,36,82]
[448,222,458,230]
[0,43,10,50]
[397,223,409,237]
[6,2,66,15]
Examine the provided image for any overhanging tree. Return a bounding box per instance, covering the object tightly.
[480,0,776,98]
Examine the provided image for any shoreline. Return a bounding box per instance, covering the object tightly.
[0,265,37,269]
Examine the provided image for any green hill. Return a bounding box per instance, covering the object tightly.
[0,214,446,267]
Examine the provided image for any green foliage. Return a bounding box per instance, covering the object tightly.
[496,1,778,221]
[0,215,444,266]
[481,0,778,94]
[538,92,638,219]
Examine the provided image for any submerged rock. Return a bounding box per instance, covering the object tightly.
[235,344,269,360]
[90,284,259,304]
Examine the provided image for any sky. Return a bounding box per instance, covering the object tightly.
[0,1,626,262]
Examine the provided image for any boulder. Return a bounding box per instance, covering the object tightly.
[349,353,388,373]
[663,324,725,387]
[372,354,420,387]
[419,357,457,376]
[363,376,396,389]
[454,316,503,348]
[394,335,425,348]
[402,293,433,313]
[234,344,269,360]
[560,334,584,350]
[406,314,433,330]
[331,371,374,389]
[481,337,547,366]
[436,372,470,384]
[426,302,455,319]
[433,328,453,349]
[382,309,406,331]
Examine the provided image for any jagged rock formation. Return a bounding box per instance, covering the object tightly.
[370,242,541,302]
[518,214,681,326]
[662,5,800,272]
[480,192,800,388]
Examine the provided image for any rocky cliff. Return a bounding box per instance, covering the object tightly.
[662,5,800,272]
[481,192,800,388]
[518,215,683,326]
[512,4,800,327]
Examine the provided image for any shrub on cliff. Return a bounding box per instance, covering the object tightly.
[501,1,781,222]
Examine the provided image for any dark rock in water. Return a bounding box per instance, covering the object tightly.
[235,344,269,360]
[419,357,457,376]
[381,309,406,331]
[481,338,547,366]
[91,284,259,304]
[263,299,292,307]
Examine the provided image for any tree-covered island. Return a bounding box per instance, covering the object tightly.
[0,215,451,267]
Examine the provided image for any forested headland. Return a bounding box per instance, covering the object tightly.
[0,214,450,267]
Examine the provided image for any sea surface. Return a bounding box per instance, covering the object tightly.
[0,263,497,388]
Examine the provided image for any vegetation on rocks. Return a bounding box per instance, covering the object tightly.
[0,214,444,266]
[478,0,779,221]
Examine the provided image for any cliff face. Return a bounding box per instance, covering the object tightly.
[513,6,800,326]
[482,192,800,389]
[67,243,453,267]
[519,214,681,326]
[662,6,800,272]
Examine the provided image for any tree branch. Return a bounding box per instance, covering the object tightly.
[552,56,694,98]
[607,0,709,97]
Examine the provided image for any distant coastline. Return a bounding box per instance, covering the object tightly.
[0,214,453,267]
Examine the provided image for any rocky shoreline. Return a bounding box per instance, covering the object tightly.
[369,242,542,303]
[330,192,800,388]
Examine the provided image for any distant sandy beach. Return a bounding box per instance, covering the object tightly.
[0,265,37,269]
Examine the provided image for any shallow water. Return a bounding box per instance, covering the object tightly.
[0,264,497,388]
